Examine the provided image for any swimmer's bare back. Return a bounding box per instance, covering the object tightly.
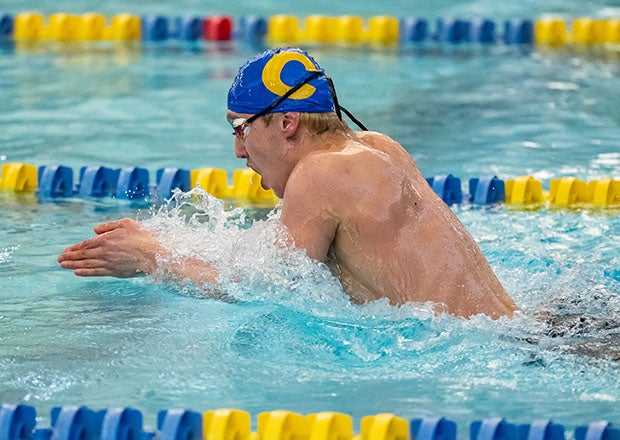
[284,130,518,318]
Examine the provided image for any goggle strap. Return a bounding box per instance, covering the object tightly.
[339,105,368,131]
[326,77,343,122]
[327,76,368,131]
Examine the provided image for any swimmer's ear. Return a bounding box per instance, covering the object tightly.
[281,112,301,137]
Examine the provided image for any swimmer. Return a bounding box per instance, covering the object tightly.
[58,47,518,319]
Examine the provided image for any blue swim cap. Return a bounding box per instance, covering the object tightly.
[227,47,335,114]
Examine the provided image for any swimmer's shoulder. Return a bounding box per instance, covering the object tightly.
[353,130,398,147]
[294,131,404,181]
[353,131,414,162]
[287,139,384,197]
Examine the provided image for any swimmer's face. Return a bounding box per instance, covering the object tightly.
[227,110,254,162]
[226,110,284,195]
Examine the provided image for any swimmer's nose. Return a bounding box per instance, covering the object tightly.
[234,137,248,159]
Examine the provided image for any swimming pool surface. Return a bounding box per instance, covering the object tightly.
[1,0,619,435]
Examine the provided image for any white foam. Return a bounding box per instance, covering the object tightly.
[140,187,348,308]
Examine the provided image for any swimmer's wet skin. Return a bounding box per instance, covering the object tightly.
[59,47,519,319]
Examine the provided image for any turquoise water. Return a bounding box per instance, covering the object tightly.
[1,0,620,434]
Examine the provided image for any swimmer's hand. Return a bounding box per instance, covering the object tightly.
[58,218,220,286]
[58,218,163,278]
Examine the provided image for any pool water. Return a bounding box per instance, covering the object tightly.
[1,0,620,434]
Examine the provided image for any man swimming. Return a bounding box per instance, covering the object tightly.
[58,47,518,319]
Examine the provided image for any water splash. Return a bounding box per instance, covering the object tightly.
[138,189,620,364]
[0,245,19,264]
[140,187,349,308]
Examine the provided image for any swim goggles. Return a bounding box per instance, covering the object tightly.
[229,70,367,139]
[230,118,252,139]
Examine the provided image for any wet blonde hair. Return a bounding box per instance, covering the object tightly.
[263,112,350,135]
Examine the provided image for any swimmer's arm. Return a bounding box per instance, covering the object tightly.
[280,162,339,262]
[154,257,220,286]
[58,218,219,285]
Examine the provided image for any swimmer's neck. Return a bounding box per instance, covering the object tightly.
[296,128,351,152]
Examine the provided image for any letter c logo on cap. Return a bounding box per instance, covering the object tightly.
[261,52,318,100]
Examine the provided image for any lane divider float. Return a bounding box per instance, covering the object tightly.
[0,163,618,209]
[0,403,618,440]
[536,16,620,46]
[0,13,619,48]
[0,163,279,207]
[426,173,619,208]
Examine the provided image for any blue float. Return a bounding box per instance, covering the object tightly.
[504,19,533,44]
[0,404,36,440]
[114,166,149,199]
[142,15,169,41]
[469,18,497,43]
[100,408,143,440]
[156,409,202,440]
[471,418,519,440]
[400,17,429,42]
[78,166,117,198]
[575,422,619,440]
[517,420,565,440]
[435,18,470,43]
[174,16,203,41]
[235,16,268,41]
[427,174,463,204]
[0,15,13,39]
[156,167,190,201]
[34,429,53,440]
[469,175,505,205]
[47,406,102,440]
[37,165,74,198]
[411,417,457,440]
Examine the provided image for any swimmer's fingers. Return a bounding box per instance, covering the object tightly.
[62,219,143,254]
[59,221,162,277]
[59,252,142,278]
[74,265,133,278]
[58,246,108,264]
[73,268,119,277]
[94,218,140,235]
[59,258,118,277]
[61,236,106,254]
